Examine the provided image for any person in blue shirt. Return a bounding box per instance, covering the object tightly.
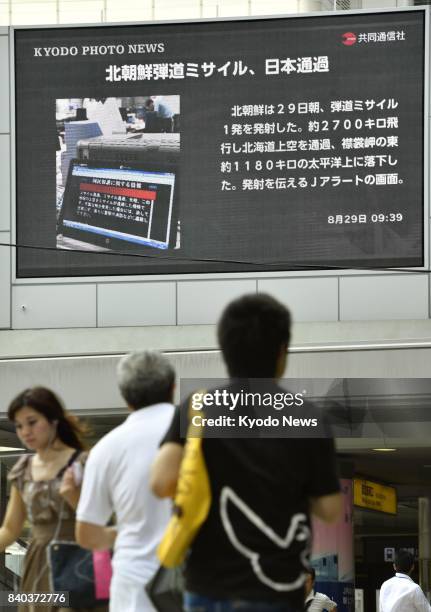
[144,97,174,119]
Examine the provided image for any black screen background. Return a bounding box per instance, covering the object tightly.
[15,11,425,277]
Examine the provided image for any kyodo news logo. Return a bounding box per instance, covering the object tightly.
[342,30,406,46]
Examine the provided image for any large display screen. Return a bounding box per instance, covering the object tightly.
[14,9,425,278]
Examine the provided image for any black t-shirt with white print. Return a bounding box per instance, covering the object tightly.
[161,383,340,609]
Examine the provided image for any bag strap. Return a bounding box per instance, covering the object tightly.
[56,449,81,479]
[171,390,206,518]
[185,389,206,439]
[52,449,81,541]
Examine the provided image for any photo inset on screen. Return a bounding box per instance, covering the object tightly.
[55,96,180,254]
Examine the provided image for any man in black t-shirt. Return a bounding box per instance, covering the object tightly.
[151,294,341,612]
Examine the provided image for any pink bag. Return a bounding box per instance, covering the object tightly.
[92,550,113,600]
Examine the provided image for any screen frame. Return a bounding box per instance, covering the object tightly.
[10,5,430,283]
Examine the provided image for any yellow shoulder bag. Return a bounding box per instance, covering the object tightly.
[157,394,211,568]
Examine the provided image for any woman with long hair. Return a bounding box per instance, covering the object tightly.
[0,386,106,612]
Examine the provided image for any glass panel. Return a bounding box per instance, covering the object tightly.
[201,0,250,18]
[0,454,29,589]
[5,542,26,578]
[105,0,152,23]
[11,0,57,25]
[154,0,201,21]
[59,0,103,24]
[3,0,366,28]
[251,0,301,15]
[4,0,334,28]
[201,0,217,18]
[0,1,10,26]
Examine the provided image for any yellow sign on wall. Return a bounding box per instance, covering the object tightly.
[353,478,397,515]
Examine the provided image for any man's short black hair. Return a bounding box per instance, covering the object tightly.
[217,293,291,378]
[395,549,414,574]
[305,567,316,582]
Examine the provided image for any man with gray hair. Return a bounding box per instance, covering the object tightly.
[76,350,175,612]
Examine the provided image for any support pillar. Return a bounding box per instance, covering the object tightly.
[312,462,355,612]
[419,497,431,599]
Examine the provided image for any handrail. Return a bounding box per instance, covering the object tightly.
[2,338,431,361]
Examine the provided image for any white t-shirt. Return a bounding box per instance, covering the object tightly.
[77,403,174,583]
[379,573,431,612]
[305,590,337,611]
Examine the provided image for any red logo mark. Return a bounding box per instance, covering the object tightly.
[342,32,357,46]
